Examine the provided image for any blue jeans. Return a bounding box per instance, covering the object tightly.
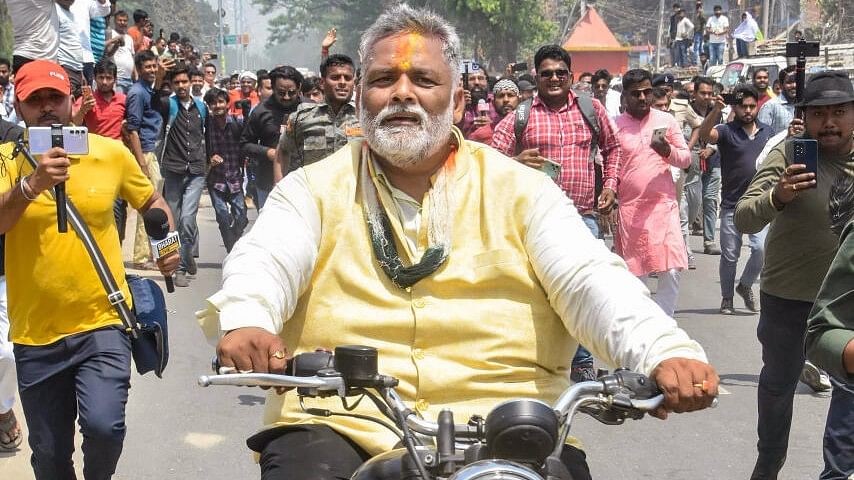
[209,186,248,253]
[821,378,854,479]
[674,40,690,67]
[701,167,721,247]
[255,185,271,211]
[736,38,750,58]
[15,327,131,480]
[680,175,702,254]
[693,32,704,64]
[709,42,725,65]
[571,214,598,367]
[719,208,765,298]
[162,171,206,273]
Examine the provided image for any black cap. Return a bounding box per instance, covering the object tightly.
[797,70,854,107]
[652,73,677,87]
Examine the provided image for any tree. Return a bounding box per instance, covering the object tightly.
[251,0,556,71]
[0,2,12,60]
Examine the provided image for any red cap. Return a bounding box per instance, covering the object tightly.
[14,60,71,101]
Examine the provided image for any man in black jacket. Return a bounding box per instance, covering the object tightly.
[240,66,304,209]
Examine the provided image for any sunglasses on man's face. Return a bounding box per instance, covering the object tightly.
[539,69,570,80]
[629,88,654,99]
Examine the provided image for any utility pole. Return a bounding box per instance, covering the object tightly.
[218,0,225,75]
[656,0,665,70]
[762,0,770,39]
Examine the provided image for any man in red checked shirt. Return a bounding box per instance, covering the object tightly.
[492,44,623,384]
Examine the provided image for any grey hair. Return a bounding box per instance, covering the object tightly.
[358,3,461,87]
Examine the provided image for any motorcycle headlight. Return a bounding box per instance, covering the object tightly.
[448,459,542,480]
[485,399,558,466]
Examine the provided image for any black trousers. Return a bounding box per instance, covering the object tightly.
[256,425,592,480]
[14,327,131,480]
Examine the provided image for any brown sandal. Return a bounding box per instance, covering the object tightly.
[0,410,22,450]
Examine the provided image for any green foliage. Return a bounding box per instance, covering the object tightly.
[0,2,13,60]
[251,0,556,70]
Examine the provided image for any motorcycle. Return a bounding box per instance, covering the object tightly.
[199,345,716,480]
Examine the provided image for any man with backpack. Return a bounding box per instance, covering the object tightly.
[160,64,208,287]
[492,44,623,382]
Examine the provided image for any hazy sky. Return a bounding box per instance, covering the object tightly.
[205,0,270,55]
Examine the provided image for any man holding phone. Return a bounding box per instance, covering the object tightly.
[492,44,623,383]
[0,59,178,479]
[456,63,500,140]
[614,69,691,317]
[735,70,854,479]
[699,85,773,316]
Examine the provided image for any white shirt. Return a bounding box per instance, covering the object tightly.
[676,17,694,40]
[705,15,730,43]
[8,0,60,61]
[755,129,788,169]
[110,30,135,80]
[56,3,85,71]
[202,166,708,375]
[733,14,760,42]
[70,0,111,64]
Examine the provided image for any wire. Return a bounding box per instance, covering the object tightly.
[396,405,432,480]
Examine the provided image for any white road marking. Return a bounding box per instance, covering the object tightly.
[183,432,226,449]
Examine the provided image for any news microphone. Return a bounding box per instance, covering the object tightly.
[143,208,180,293]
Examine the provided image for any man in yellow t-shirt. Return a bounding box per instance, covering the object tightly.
[0,60,177,479]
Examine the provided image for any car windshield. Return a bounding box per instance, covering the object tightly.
[721,63,744,90]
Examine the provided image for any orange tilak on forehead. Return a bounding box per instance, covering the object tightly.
[393,33,422,71]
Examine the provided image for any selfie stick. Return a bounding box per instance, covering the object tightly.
[51,124,68,233]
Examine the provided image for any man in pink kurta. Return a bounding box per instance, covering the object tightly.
[614,69,691,316]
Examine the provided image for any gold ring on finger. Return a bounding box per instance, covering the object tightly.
[270,350,286,360]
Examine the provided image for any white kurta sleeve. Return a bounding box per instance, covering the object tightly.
[197,170,320,343]
[525,177,709,375]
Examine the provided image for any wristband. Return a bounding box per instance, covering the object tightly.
[19,175,38,201]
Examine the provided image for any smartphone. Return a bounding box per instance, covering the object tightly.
[512,62,528,72]
[792,138,818,182]
[28,126,89,155]
[541,159,561,181]
[651,127,667,144]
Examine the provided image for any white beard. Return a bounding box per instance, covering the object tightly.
[360,99,454,168]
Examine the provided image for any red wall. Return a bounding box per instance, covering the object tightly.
[567,51,629,76]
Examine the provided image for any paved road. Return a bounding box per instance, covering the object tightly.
[0,200,831,479]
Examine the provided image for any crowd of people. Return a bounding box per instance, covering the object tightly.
[668,1,764,69]
[0,1,853,480]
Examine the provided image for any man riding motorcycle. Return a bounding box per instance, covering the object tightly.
[198,5,719,479]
